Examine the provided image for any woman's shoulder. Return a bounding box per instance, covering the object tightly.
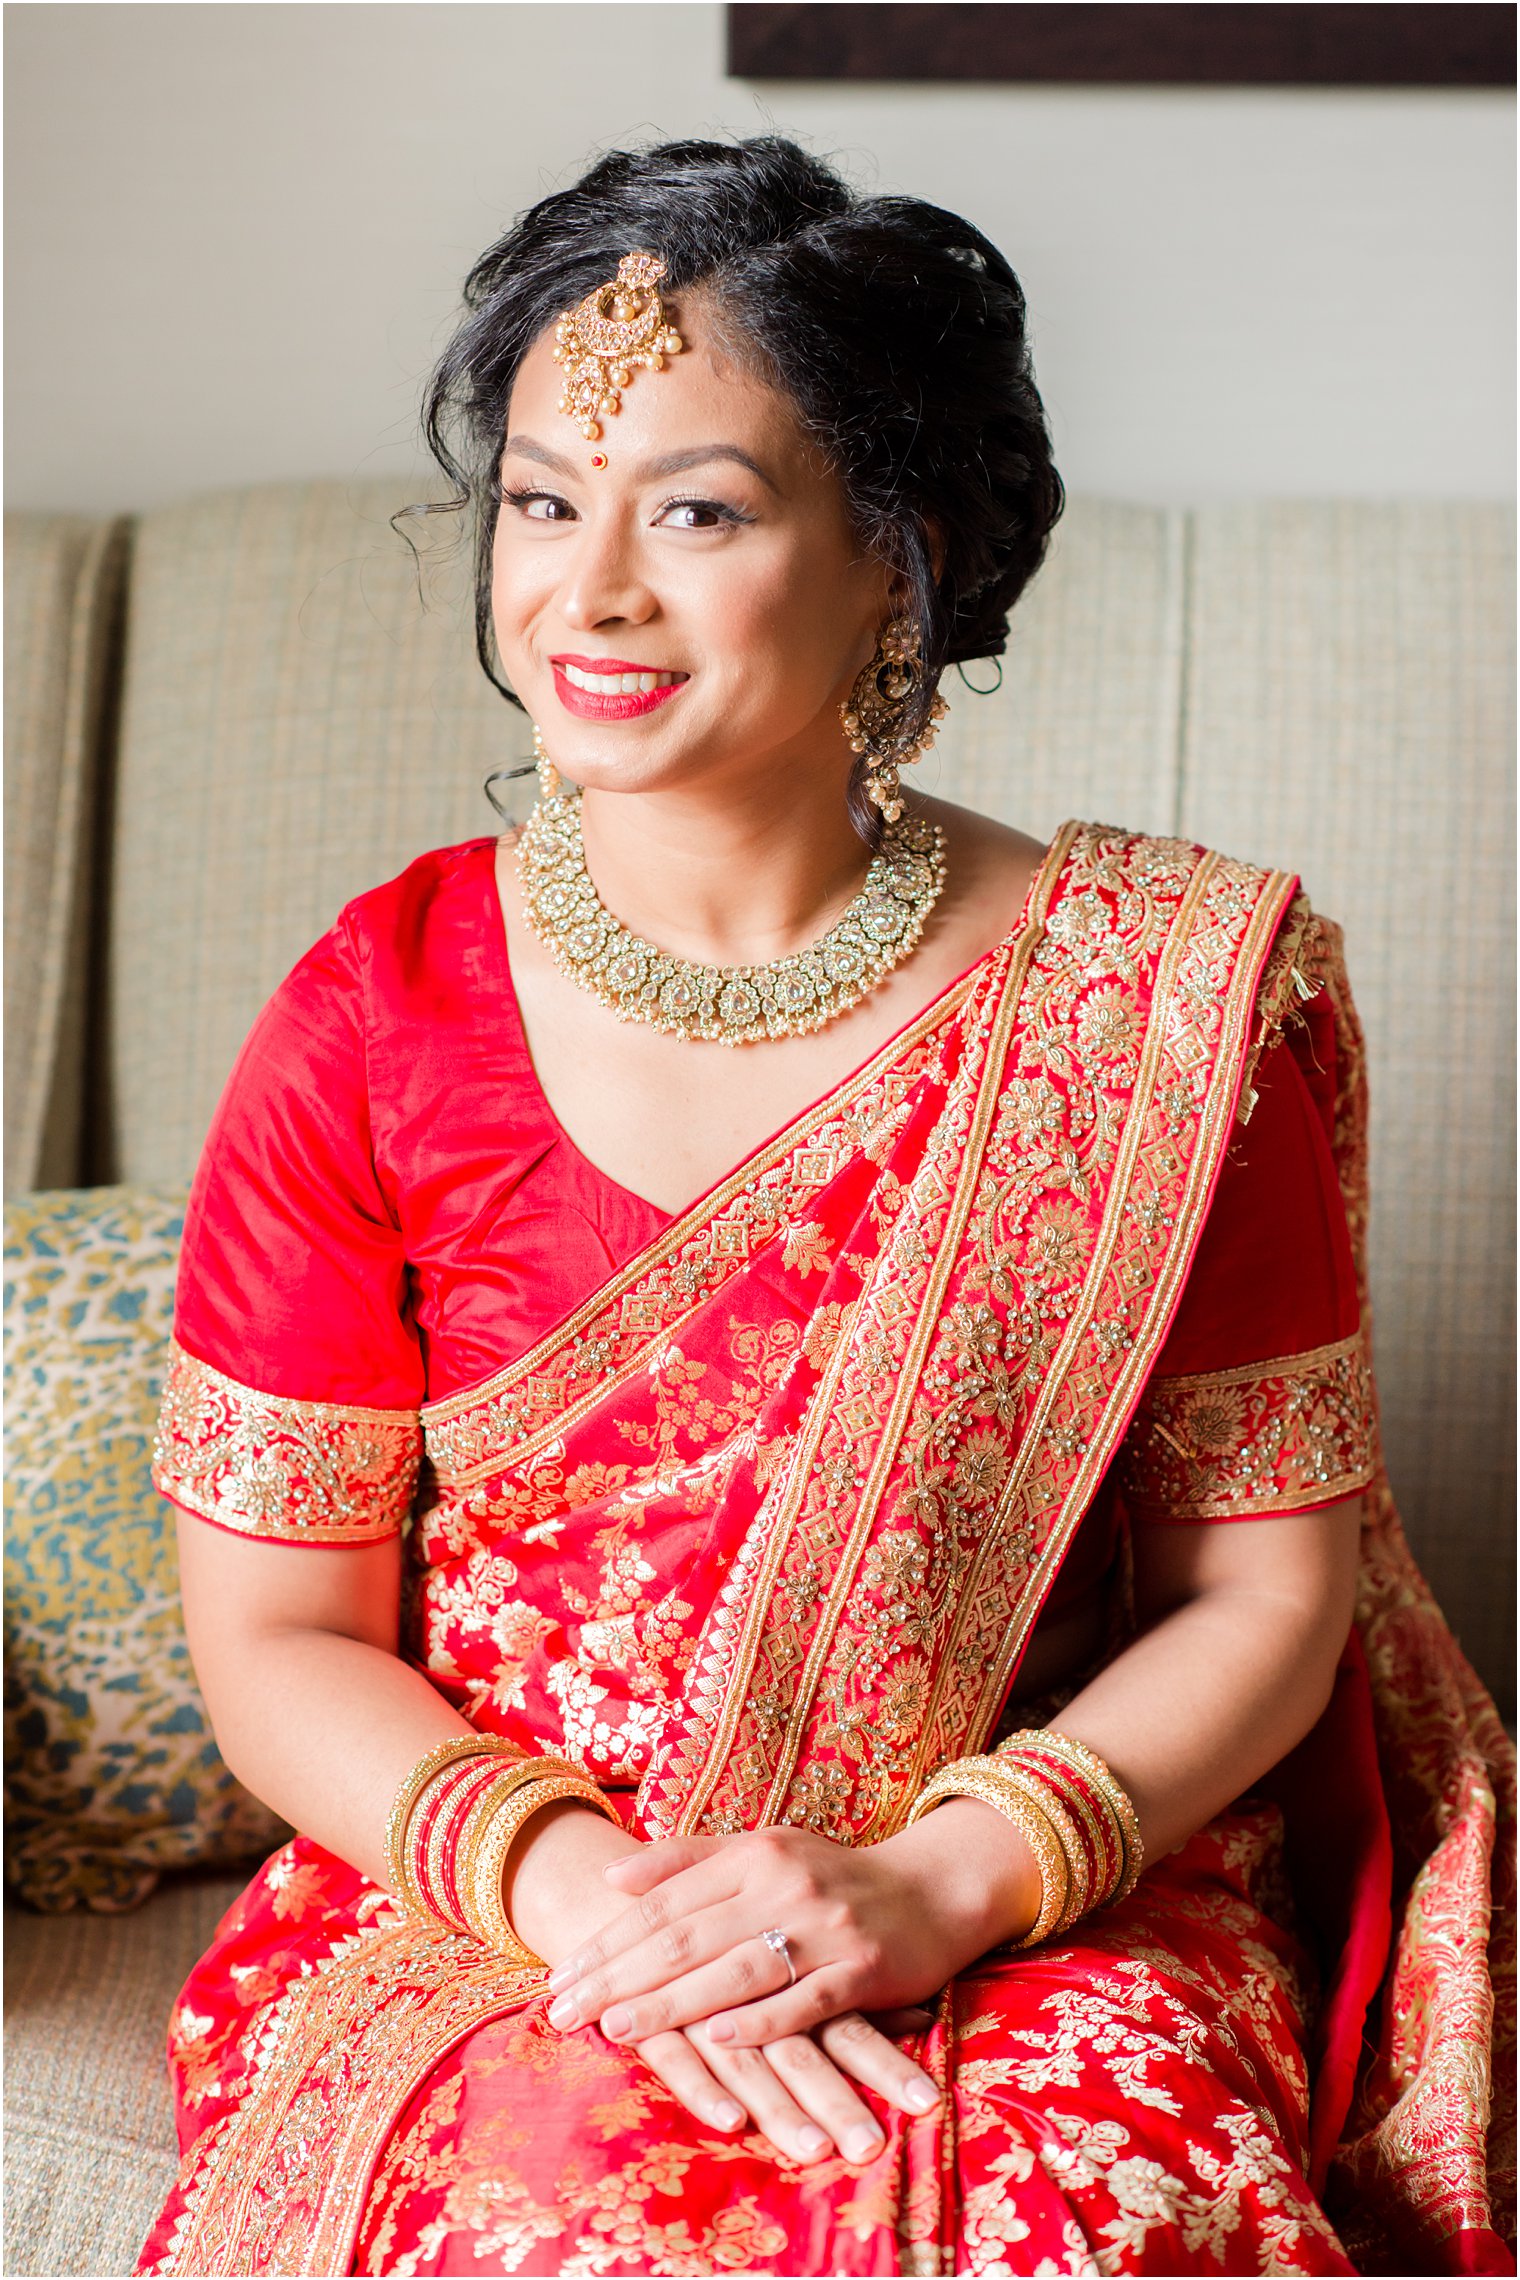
[334,836,501,950]
[239,838,501,1061]
[924,796,1049,953]
[927,799,1289,902]
[933,800,1312,886]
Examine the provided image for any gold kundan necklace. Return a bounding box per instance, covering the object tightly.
[516,788,948,1046]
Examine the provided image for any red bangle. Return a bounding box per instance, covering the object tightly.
[1006,1752,1122,1907]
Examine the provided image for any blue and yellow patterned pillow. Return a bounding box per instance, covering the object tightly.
[4,1186,286,1911]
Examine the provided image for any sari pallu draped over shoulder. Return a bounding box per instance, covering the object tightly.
[140,824,1514,2279]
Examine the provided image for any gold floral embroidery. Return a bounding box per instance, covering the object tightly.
[420,987,976,1491]
[152,1338,421,1543]
[143,1912,550,2277]
[1117,1331,1377,1518]
[650,829,1304,1847]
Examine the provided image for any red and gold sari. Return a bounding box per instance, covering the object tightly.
[139,823,1513,2277]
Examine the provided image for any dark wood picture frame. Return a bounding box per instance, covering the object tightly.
[727,5,1516,87]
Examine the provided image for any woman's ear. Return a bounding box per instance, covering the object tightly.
[883,520,946,618]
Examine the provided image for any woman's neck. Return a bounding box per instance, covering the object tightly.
[576,768,876,969]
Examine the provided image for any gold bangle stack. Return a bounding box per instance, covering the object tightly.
[906,1755,1074,1945]
[462,1770,620,1965]
[384,1733,619,1969]
[906,1727,1144,1949]
[994,1727,1145,1905]
[383,1735,521,1912]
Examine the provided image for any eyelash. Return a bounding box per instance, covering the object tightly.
[498,485,754,530]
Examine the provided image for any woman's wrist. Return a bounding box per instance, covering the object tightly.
[886,1796,1042,1958]
[500,1795,645,1966]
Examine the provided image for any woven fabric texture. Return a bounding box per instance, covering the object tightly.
[3,1874,247,2278]
[1177,502,1515,1686]
[105,481,505,1187]
[3,512,129,1194]
[4,1186,287,1913]
[87,479,1516,1704]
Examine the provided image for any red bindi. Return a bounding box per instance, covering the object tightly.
[589,452,609,470]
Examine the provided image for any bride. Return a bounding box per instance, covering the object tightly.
[137,136,1511,2277]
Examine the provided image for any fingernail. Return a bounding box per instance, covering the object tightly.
[846,2125,884,2162]
[546,1964,575,1994]
[797,2125,829,2156]
[600,2006,632,2038]
[902,2078,939,2113]
[706,2018,734,2042]
[715,2100,745,2129]
[547,1995,579,2029]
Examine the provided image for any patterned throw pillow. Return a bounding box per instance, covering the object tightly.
[4,1186,286,1911]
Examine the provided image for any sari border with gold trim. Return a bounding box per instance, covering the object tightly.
[668,840,1062,1841]
[898,842,1302,1797]
[143,1916,549,2277]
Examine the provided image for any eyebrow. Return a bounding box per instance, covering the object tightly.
[502,435,780,494]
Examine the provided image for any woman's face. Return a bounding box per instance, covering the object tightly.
[491,296,895,800]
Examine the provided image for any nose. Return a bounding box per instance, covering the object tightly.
[555,510,656,633]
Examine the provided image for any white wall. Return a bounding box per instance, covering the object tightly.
[5,1,1513,514]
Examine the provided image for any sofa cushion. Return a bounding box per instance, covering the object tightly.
[3,1873,247,2278]
[104,479,504,1190]
[4,1186,286,1912]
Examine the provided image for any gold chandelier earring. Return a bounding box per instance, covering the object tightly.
[531,723,563,800]
[840,617,949,823]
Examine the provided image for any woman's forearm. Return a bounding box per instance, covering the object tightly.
[888,1503,1362,1956]
[203,1622,481,1888]
[202,1623,641,1948]
[1046,1571,1352,1859]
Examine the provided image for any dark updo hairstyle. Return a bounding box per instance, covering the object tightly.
[419,134,1064,842]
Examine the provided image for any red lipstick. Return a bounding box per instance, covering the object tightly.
[550,656,689,722]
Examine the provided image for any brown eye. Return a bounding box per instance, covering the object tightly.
[501,487,576,521]
[656,496,750,531]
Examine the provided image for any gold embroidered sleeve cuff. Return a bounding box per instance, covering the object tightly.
[1116,1330,1377,1520]
[152,1339,422,1543]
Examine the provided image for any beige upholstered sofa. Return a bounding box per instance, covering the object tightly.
[4,484,1513,2278]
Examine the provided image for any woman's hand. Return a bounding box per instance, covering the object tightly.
[505,1799,941,2162]
[628,2005,940,2168]
[542,1818,1029,2054]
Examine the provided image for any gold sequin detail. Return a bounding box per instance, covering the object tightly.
[1118,1330,1376,1518]
[152,1339,420,1542]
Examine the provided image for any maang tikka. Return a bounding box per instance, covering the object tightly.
[841,617,949,822]
[553,251,684,440]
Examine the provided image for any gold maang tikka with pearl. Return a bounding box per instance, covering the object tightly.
[552,251,684,440]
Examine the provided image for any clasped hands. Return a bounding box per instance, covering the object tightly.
[538,1813,1026,2167]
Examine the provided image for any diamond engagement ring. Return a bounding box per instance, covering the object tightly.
[759,1928,797,1986]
